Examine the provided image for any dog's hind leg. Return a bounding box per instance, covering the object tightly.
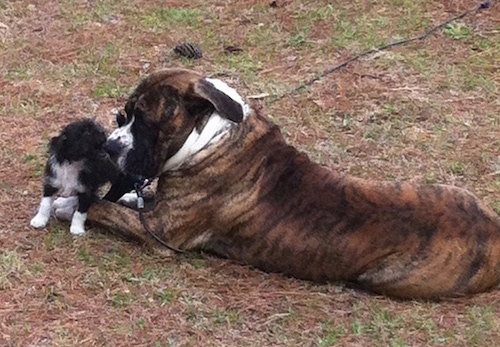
[52,196,78,220]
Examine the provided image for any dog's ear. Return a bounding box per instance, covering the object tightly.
[49,134,66,152]
[192,79,244,123]
[79,130,92,153]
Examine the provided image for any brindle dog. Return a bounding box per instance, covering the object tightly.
[57,68,500,299]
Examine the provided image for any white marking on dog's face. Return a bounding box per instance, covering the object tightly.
[107,117,135,170]
[70,211,87,235]
[162,78,249,172]
[30,196,54,228]
[50,158,85,196]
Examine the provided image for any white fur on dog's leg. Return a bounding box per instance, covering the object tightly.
[30,196,54,228]
[70,211,87,236]
[117,192,138,208]
[52,197,78,221]
[54,206,75,221]
[53,196,78,210]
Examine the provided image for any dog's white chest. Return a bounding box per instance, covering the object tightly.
[50,158,85,196]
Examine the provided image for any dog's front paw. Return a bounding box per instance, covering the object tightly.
[117,192,138,208]
[30,213,49,228]
[70,211,87,236]
[70,224,86,236]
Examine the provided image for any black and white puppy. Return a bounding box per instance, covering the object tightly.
[30,119,118,235]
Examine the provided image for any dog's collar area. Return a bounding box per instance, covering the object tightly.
[131,176,185,254]
[242,104,250,118]
[133,177,151,210]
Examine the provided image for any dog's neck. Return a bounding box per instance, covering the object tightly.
[162,80,250,172]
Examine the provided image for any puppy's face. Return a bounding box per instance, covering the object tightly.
[51,119,107,162]
[105,68,246,179]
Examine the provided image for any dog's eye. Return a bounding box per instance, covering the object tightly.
[116,111,126,127]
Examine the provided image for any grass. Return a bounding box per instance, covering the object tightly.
[0,250,25,289]
[138,7,203,31]
[1,0,499,346]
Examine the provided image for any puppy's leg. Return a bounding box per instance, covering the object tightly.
[52,196,78,221]
[117,190,156,210]
[70,192,92,236]
[30,184,58,228]
[103,173,136,202]
[117,192,138,208]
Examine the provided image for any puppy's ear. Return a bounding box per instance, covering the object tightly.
[192,79,244,123]
[79,131,91,152]
[49,134,66,151]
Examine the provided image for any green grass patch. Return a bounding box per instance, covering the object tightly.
[448,160,467,175]
[79,43,123,78]
[464,306,495,345]
[109,291,133,308]
[138,8,203,31]
[45,223,72,251]
[318,322,348,346]
[0,250,24,289]
[444,22,471,41]
[156,288,178,306]
[211,309,241,326]
[92,83,128,98]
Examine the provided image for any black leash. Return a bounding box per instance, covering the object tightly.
[273,1,493,101]
[134,179,185,253]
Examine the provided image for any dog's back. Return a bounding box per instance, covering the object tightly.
[181,110,500,299]
[82,68,500,299]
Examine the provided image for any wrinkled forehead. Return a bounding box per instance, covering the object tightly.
[123,69,203,117]
[133,68,203,97]
[121,68,248,126]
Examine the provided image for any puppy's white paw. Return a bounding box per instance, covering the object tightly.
[31,196,54,228]
[118,192,138,208]
[30,213,49,228]
[70,211,87,236]
[70,224,86,236]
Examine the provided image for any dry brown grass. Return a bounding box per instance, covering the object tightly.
[1,0,499,346]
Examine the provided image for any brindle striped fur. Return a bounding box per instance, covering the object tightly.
[88,69,500,299]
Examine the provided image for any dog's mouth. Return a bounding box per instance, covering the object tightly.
[104,113,160,180]
[104,139,120,158]
[104,112,137,172]
[103,138,128,172]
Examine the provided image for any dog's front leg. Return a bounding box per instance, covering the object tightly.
[69,192,92,236]
[86,200,150,244]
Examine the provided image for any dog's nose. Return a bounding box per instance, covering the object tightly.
[104,139,122,158]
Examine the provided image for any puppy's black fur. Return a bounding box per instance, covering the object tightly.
[48,119,117,193]
[31,119,119,235]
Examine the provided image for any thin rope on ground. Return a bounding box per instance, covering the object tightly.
[273,1,492,101]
